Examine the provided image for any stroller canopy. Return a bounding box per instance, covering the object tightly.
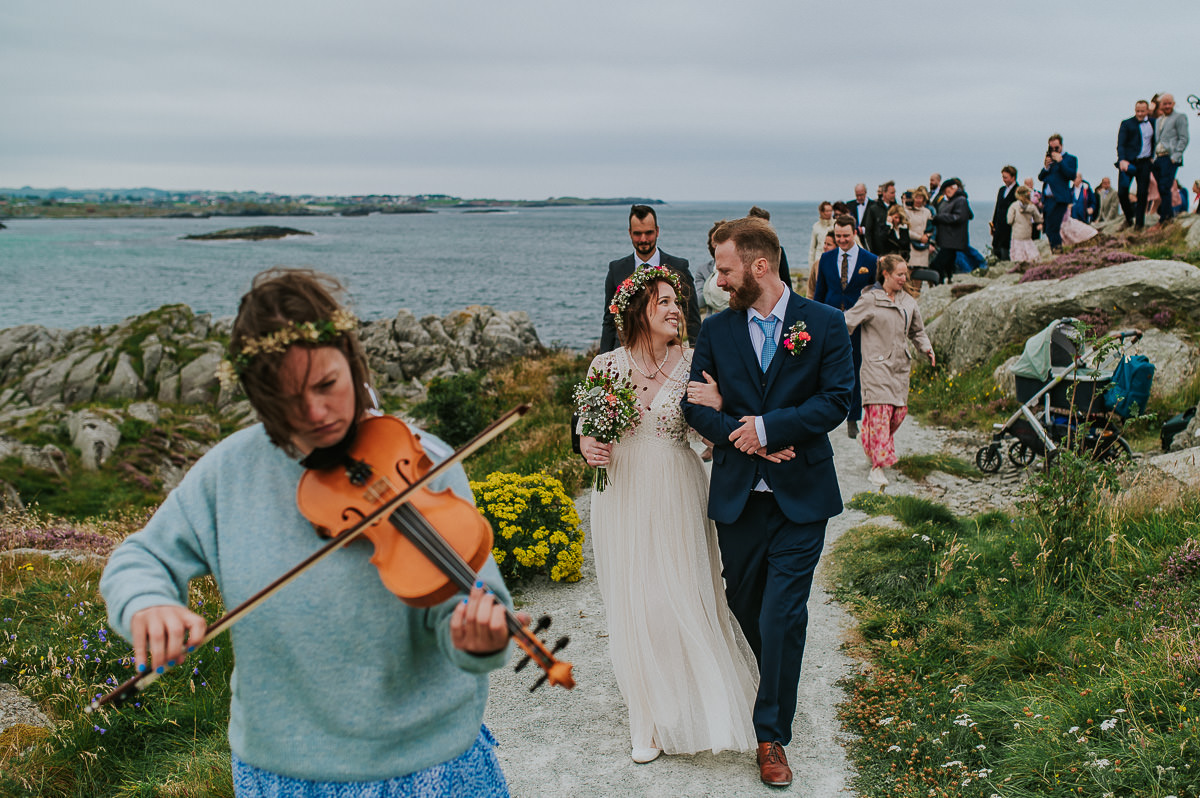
[1009,318,1081,381]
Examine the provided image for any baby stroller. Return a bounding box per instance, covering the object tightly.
[975,319,1152,473]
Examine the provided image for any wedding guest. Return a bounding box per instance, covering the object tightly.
[878,204,911,261]
[843,254,934,488]
[808,201,836,275]
[1117,100,1155,230]
[1097,176,1122,221]
[101,268,520,796]
[807,230,837,299]
[990,166,1019,261]
[1040,133,1078,250]
[601,205,700,353]
[906,187,934,269]
[580,268,759,765]
[1152,93,1187,225]
[1007,186,1044,264]
[929,179,972,283]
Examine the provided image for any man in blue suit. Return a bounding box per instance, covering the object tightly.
[811,215,877,438]
[1116,99,1156,230]
[1038,133,1079,251]
[683,216,853,788]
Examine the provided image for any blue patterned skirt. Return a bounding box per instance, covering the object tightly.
[231,726,508,798]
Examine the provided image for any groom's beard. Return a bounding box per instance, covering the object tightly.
[727,276,762,311]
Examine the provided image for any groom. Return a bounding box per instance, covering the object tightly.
[682,216,853,788]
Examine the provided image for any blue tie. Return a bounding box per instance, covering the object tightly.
[753,316,778,371]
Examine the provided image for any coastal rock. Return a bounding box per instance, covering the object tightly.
[61,349,109,404]
[127,401,161,424]
[1183,214,1200,251]
[67,410,122,470]
[1146,446,1200,485]
[96,351,147,402]
[926,260,1200,373]
[1129,329,1199,396]
[178,349,223,405]
[181,226,313,241]
[20,443,67,477]
[1170,410,1200,453]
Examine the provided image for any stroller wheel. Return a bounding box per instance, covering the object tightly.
[1008,441,1036,467]
[976,445,1002,474]
[1097,436,1134,463]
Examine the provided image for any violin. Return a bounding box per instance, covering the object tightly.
[90,404,572,714]
[297,413,575,690]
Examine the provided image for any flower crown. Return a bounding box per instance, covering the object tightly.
[216,309,358,389]
[609,265,682,331]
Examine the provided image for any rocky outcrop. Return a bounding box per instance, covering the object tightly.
[181,226,313,240]
[359,305,541,397]
[0,302,541,485]
[926,259,1200,373]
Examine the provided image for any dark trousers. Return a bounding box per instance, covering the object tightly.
[930,246,962,283]
[1042,201,1069,248]
[1155,156,1180,222]
[717,493,826,745]
[1118,158,1152,227]
[849,328,863,422]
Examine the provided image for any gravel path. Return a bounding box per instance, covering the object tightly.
[485,416,1019,797]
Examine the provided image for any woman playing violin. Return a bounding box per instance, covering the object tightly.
[100,268,517,796]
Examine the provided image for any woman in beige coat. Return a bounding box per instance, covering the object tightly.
[844,254,935,487]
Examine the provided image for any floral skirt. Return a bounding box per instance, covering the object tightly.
[862,404,907,469]
[232,726,508,798]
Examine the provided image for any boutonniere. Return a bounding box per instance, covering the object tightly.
[782,321,811,355]
[857,266,870,274]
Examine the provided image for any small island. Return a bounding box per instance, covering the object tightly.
[181,226,313,241]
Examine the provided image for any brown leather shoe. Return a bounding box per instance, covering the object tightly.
[757,741,792,787]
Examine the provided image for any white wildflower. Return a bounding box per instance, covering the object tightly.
[1067,726,1080,734]
[878,716,895,726]
[887,745,901,752]
[1100,718,1117,731]
[941,760,963,768]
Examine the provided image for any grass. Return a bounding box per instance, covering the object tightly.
[832,456,1200,798]
[0,552,235,798]
[894,453,978,481]
[907,344,1022,431]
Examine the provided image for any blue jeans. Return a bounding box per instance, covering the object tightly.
[1154,156,1180,222]
[1042,202,1069,249]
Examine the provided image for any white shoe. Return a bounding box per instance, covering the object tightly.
[868,467,888,487]
[632,746,661,763]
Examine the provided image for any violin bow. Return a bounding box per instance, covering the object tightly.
[90,403,567,712]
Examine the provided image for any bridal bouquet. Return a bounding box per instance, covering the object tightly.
[573,364,640,492]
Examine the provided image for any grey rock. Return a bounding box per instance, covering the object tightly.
[178,350,223,405]
[21,443,67,476]
[97,352,147,401]
[141,335,164,384]
[67,410,122,470]
[61,349,109,404]
[127,401,161,424]
[1171,406,1200,453]
[157,373,180,403]
[21,350,87,406]
[0,480,23,511]
[927,260,1200,373]
[1183,214,1200,252]
[1130,329,1200,396]
[1146,446,1200,485]
[993,355,1019,398]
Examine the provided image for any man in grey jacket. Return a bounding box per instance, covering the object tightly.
[1154,94,1190,225]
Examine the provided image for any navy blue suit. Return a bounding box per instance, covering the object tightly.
[1038,152,1078,248]
[1116,115,1155,228]
[811,246,877,423]
[682,291,853,744]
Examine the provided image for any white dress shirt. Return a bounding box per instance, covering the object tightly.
[634,249,661,269]
[1139,119,1154,159]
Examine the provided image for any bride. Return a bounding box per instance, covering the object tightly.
[579,266,759,764]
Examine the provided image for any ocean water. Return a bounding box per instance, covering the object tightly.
[0,201,996,350]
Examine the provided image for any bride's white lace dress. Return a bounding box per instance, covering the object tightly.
[587,347,758,755]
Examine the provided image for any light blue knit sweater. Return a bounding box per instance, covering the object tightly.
[101,423,512,782]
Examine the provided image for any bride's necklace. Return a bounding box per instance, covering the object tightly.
[629,348,670,384]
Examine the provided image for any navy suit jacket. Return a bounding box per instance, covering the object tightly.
[682,293,853,526]
[1038,153,1078,208]
[1116,116,1155,165]
[811,247,878,311]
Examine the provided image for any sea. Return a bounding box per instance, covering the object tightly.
[0,201,996,351]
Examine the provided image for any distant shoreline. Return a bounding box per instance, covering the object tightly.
[0,190,664,221]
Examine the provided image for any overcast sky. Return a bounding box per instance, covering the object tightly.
[4,0,1196,202]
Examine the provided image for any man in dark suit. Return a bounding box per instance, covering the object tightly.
[862,181,896,254]
[600,204,700,353]
[847,183,870,245]
[682,216,853,788]
[1038,133,1078,251]
[990,165,1019,261]
[812,215,877,438]
[1116,99,1155,230]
